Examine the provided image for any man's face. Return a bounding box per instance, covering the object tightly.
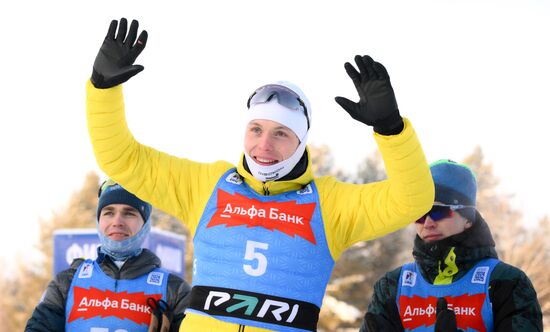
[244,119,300,165]
[415,202,472,242]
[98,204,144,241]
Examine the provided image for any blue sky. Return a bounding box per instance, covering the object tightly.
[1,0,548,268]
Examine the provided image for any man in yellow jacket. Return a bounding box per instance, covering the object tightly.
[87,18,434,332]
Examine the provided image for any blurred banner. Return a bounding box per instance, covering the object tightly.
[53,228,186,278]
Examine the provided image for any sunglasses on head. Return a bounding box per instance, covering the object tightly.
[98,179,117,198]
[247,84,310,129]
[415,204,475,224]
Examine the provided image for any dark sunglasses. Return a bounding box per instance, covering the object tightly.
[247,84,310,129]
[415,204,475,224]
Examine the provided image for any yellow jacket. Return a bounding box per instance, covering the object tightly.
[86,81,434,331]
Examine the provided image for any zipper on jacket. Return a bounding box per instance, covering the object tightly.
[263,184,270,196]
[114,271,121,291]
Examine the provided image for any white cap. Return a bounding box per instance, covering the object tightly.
[246,80,311,142]
[247,101,308,142]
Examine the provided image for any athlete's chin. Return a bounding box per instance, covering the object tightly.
[108,234,129,241]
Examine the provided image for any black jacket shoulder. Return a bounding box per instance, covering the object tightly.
[489,262,543,331]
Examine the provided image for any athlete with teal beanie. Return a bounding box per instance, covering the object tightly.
[86,18,434,331]
[360,160,543,332]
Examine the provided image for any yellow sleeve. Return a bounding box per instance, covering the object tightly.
[317,118,434,259]
[86,80,232,235]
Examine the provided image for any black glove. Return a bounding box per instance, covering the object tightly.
[435,297,459,332]
[335,55,403,135]
[91,18,148,89]
[360,312,401,332]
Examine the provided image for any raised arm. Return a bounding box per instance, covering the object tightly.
[321,55,434,257]
[86,18,232,232]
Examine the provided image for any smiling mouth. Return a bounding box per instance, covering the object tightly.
[254,157,279,165]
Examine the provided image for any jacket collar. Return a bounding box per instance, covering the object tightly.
[96,248,161,279]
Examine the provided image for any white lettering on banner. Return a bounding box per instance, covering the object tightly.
[78,297,88,308]
[155,245,183,273]
[404,304,436,317]
[223,204,233,214]
[286,304,299,323]
[77,297,150,314]
[454,306,476,316]
[205,291,231,310]
[221,204,305,224]
[66,243,99,265]
[257,300,290,321]
[120,299,150,313]
[404,303,477,319]
[269,208,304,224]
[203,291,300,323]
[79,297,116,311]
[222,205,267,219]
[269,208,278,219]
[246,206,258,218]
[426,304,436,317]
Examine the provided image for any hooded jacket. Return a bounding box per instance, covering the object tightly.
[85,81,435,331]
[25,249,190,332]
[361,212,543,332]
